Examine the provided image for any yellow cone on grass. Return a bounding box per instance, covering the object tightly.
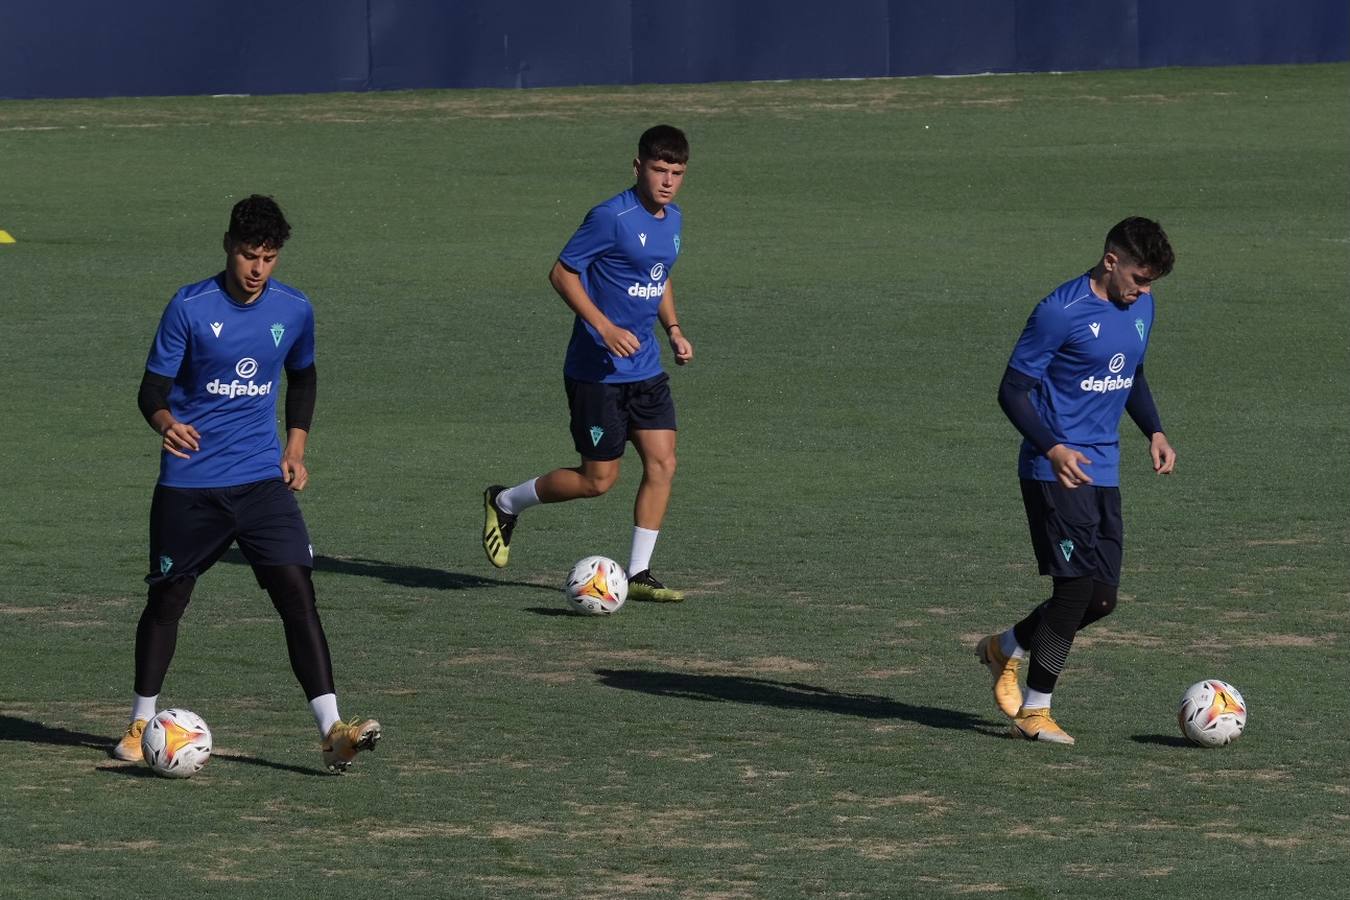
[0,230,15,244]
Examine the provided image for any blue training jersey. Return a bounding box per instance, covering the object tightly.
[1006,273,1155,487]
[559,187,682,383]
[145,273,316,488]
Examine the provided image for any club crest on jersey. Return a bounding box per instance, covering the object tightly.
[1135,318,1146,342]
[270,323,286,347]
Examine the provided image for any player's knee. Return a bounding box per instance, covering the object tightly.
[581,469,619,497]
[145,578,195,624]
[255,565,318,621]
[644,452,677,483]
[1089,582,1118,621]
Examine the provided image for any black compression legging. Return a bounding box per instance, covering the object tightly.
[1011,578,1119,694]
[133,564,335,700]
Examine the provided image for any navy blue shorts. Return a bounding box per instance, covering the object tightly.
[147,479,313,584]
[565,373,677,461]
[1020,479,1123,586]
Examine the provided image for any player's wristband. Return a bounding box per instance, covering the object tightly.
[664,322,681,334]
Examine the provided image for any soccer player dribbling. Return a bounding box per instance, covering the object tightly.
[112,195,381,773]
[483,126,694,602]
[978,217,1177,745]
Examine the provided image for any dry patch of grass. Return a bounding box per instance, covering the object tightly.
[54,840,159,851]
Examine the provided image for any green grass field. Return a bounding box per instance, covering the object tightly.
[2,64,1347,898]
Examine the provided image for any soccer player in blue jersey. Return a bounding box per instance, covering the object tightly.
[112,195,381,773]
[483,126,694,602]
[977,217,1177,745]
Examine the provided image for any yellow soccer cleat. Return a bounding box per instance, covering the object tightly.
[1011,707,1076,745]
[322,718,383,774]
[976,633,1024,718]
[482,486,517,569]
[627,569,684,602]
[112,718,148,762]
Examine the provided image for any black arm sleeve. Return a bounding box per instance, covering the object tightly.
[137,370,173,428]
[1124,364,1163,438]
[997,366,1061,456]
[284,364,317,432]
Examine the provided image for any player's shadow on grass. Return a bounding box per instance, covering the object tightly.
[0,715,111,753]
[1130,734,1193,748]
[98,753,327,779]
[0,715,328,777]
[594,669,998,733]
[219,548,555,594]
[210,751,329,777]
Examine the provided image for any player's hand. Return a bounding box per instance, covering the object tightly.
[281,455,309,492]
[669,331,693,366]
[161,421,200,460]
[1047,444,1093,489]
[601,324,641,358]
[1150,432,1176,475]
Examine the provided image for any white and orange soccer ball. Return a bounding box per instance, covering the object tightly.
[140,708,213,777]
[1178,680,1247,747]
[564,555,628,615]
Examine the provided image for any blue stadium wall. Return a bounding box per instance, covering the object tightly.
[2,0,1346,100]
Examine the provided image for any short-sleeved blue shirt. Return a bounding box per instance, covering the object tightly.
[559,187,682,383]
[145,274,315,488]
[1007,273,1155,487]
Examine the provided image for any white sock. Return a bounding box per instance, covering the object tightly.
[309,693,341,738]
[628,526,659,575]
[131,694,158,722]
[1024,688,1053,710]
[1000,628,1027,659]
[497,478,541,516]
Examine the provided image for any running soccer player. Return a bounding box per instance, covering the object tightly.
[977,217,1177,745]
[112,195,381,773]
[483,125,694,602]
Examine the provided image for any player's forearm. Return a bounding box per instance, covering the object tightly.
[283,428,308,458]
[657,281,679,332]
[148,409,177,435]
[284,364,317,432]
[1124,365,1163,437]
[997,366,1060,456]
[138,370,175,432]
[549,261,614,333]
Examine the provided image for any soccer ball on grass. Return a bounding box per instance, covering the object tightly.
[564,556,627,615]
[1177,680,1247,747]
[141,708,213,777]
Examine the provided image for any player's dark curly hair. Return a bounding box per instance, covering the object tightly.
[1105,217,1174,277]
[227,194,291,250]
[638,125,689,164]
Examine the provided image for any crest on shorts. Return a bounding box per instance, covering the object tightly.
[1058,539,1075,562]
[1134,318,1146,342]
[589,426,605,447]
[270,323,286,347]
[159,555,174,575]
